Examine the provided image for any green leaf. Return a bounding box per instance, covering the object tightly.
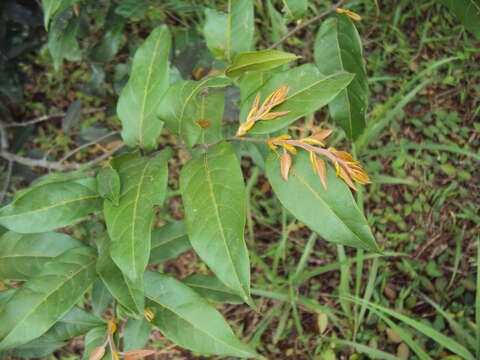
[117,26,171,150]
[115,0,149,19]
[204,0,254,62]
[283,0,308,19]
[199,90,226,144]
[226,50,299,78]
[145,271,257,358]
[0,180,102,233]
[437,0,480,41]
[96,166,121,205]
[266,151,378,251]
[105,151,171,282]
[123,318,152,351]
[240,64,354,134]
[158,76,230,147]
[149,221,191,264]
[47,9,81,70]
[92,279,113,317]
[183,274,243,304]
[82,326,107,360]
[314,14,368,140]
[90,23,125,63]
[0,231,82,280]
[41,0,72,30]
[180,142,251,302]
[0,247,97,350]
[96,234,144,315]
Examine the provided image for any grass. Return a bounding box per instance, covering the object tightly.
[0,0,478,359]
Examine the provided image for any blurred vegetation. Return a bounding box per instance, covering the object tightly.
[0,0,478,359]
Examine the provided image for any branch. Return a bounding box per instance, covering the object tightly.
[267,0,345,50]
[0,143,124,172]
[197,136,267,149]
[4,107,106,128]
[59,130,120,163]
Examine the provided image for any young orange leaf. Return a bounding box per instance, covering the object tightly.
[89,346,106,360]
[124,350,156,360]
[280,152,292,181]
[338,166,357,191]
[336,8,362,21]
[314,157,328,189]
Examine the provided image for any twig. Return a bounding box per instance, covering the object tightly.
[0,160,13,204]
[4,107,106,128]
[0,143,124,172]
[197,136,267,149]
[59,130,120,163]
[267,0,345,50]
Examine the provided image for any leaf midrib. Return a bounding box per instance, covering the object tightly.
[1,256,95,345]
[203,150,246,299]
[146,294,254,357]
[0,194,100,219]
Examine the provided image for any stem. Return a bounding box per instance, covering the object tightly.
[198,136,267,149]
[267,0,345,50]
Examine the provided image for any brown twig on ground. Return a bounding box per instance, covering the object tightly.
[0,143,124,172]
[267,0,345,50]
[4,107,106,128]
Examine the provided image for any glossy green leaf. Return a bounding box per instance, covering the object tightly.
[115,0,149,19]
[96,166,121,205]
[92,279,113,317]
[158,76,230,147]
[117,26,171,150]
[105,150,171,282]
[0,289,15,306]
[145,271,257,358]
[266,151,378,251]
[314,14,368,140]
[0,231,82,280]
[149,221,191,264]
[204,0,254,62]
[240,64,354,134]
[96,234,144,315]
[283,0,308,19]
[0,247,97,350]
[0,180,102,233]
[180,142,251,302]
[183,274,243,304]
[90,22,125,63]
[437,0,480,41]
[226,50,299,78]
[123,318,152,351]
[41,0,72,30]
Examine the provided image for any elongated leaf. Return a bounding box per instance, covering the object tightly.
[198,90,226,144]
[117,26,171,150]
[349,297,475,360]
[180,142,251,302]
[314,14,368,140]
[204,0,254,62]
[226,50,299,78]
[0,231,82,280]
[47,9,81,70]
[123,319,152,351]
[149,221,191,264]
[96,166,121,205]
[0,180,101,233]
[92,279,113,317]
[240,64,354,134]
[158,76,230,147]
[183,274,243,304]
[42,0,72,30]
[96,235,144,315]
[266,151,378,251]
[145,271,257,358]
[437,0,480,41]
[0,247,97,350]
